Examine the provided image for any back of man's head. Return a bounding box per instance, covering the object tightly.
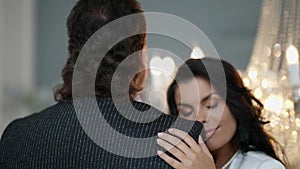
[54,0,147,101]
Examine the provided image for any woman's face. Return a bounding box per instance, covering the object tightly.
[174,77,237,151]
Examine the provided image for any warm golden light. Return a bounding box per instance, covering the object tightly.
[190,46,205,59]
[244,0,300,165]
[264,95,284,114]
[295,118,300,128]
[162,57,176,76]
[270,114,281,127]
[283,111,289,118]
[273,43,281,57]
[286,45,300,88]
[265,47,272,56]
[281,76,287,80]
[254,88,263,99]
[150,56,163,76]
[286,45,299,65]
[292,131,298,141]
[261,79,269,88]
[284,99,294,109]
[243,78,250,87]
[150,56,175,76]
[248,69,258,80]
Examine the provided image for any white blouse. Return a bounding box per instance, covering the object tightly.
[229,151,285,169]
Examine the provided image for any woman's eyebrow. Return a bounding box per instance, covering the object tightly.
[176,103,193,108]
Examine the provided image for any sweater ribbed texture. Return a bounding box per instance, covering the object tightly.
[0,98,204,169]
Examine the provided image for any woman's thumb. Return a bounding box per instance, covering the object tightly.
[198,136,213,161]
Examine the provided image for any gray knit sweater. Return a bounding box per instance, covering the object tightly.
[0,98,204,169]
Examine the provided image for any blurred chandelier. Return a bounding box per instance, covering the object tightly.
[242,0,300,166]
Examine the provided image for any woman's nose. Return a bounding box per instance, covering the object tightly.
[196,112,207,124]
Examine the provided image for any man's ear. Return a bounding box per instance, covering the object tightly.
[129,46,148,98]
[135,45,149,86]
[140,44,148,71]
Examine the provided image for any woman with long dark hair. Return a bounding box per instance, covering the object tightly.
[157,58,287,169]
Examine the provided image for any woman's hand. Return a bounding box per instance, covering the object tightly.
[157,128,216,169]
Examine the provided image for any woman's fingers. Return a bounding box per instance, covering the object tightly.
[198,136,214,161]
[157,151,183,169]
[167,128,201,152]
[157,138,187,161]
[157,130,216,169]
[158,132,192,155]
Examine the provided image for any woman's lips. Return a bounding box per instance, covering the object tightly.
[205,126,219,139]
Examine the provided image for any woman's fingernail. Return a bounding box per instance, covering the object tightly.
[158,132,163,137]
[157,150,164,155]
[198,136,204,144]
[157,139,162,144]
[168,128,174,132]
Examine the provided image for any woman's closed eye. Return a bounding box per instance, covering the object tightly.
[179,110,193,117]
[206,102,219,109]
[177,104,194,117]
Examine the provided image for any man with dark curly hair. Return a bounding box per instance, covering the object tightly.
[0,0,203,168]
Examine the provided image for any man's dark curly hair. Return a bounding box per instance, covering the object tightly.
[54,0,147,101]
